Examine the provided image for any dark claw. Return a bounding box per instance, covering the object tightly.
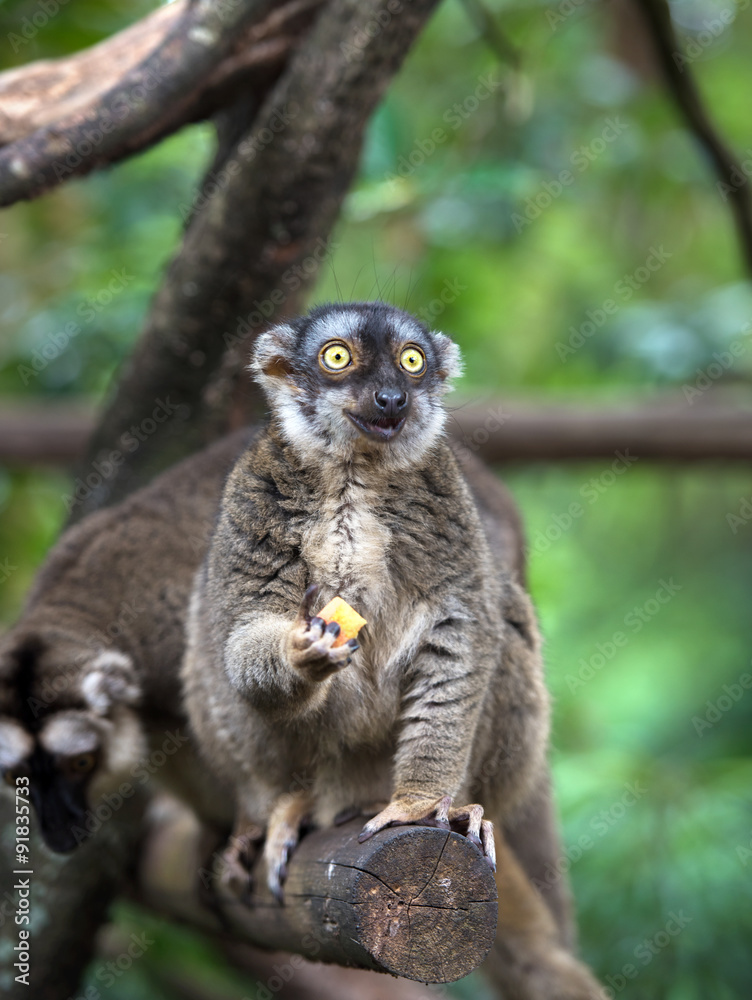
[486,855,497,872]
[324,620,341,638]
[466,832,483,849]
[346,639,359,652]
[357,829,373,843]
[309,616,325,638]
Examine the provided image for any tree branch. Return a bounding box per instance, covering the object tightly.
[632,0,752,276]
[7,395,752,467]
[140,816,497,984]
[72,0,443,518]
[0,0,294,206]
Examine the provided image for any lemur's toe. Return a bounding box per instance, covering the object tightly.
[358,794,452,842]
[447,803,496,869]
[357,797,496,867]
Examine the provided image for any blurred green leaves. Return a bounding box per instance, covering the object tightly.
[1,0,751,995]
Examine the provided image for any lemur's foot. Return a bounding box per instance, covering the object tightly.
[219,823,264,902]
[287,585,359,683]
[264,791,313,903]
[358,794,496,870]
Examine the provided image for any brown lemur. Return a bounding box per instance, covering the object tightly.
[0,430,255,852]
[183,302,605,999]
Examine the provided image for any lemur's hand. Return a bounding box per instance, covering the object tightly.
[358,793,496,869]
[286,585,359,683]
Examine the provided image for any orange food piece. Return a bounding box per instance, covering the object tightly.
[318,596,367,647]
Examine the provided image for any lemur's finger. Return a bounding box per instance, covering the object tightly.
[480,820,496,870]
[297,583,320,622]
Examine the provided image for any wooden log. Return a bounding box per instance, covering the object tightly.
[214,818,498,984]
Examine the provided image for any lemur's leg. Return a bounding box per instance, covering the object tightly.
[219,810,265,902]
[264,789,314,902]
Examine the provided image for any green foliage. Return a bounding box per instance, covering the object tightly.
[1,0,751,995]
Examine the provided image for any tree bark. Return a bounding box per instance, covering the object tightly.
[0,0,291,206]
[73,0,442,518]
[0,0,323,153]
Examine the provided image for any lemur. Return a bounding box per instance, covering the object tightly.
[182,301,605,1000]
[0,430,255,851]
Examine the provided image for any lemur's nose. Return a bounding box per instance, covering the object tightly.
[374,389,408,417]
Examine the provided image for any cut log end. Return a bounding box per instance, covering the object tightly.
[220,819,498,983]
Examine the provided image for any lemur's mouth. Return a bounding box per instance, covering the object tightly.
[345,411,406,442]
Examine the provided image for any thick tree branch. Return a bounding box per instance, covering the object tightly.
[0,0,291,206]
[73,0,442,518]
[632,0,752,277]
[5,394,752,467]
[0,0,323,152]
[139,816,497,984]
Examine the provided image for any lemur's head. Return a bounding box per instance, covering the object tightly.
[0,631,144,852]
[251,302,463,469]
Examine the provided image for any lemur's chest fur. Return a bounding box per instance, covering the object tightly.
[302,475,390,615]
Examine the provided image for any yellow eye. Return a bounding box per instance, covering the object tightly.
[72,753,96,774]
[399,345,426,376]
[320,342,352,372]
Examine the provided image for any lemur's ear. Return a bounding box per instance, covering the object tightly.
[81,651,140,716]
[432,332,464,383]
[250,325,297,380]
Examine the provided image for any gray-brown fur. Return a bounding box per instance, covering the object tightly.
[183,302,604,998]
[0,429,254,849]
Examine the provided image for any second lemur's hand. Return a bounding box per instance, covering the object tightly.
[285,585,359,683]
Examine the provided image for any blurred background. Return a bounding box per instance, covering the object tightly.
[1,0,751,997]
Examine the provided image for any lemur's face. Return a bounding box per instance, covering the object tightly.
[0,637,144,852]
[252,302,462,468]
